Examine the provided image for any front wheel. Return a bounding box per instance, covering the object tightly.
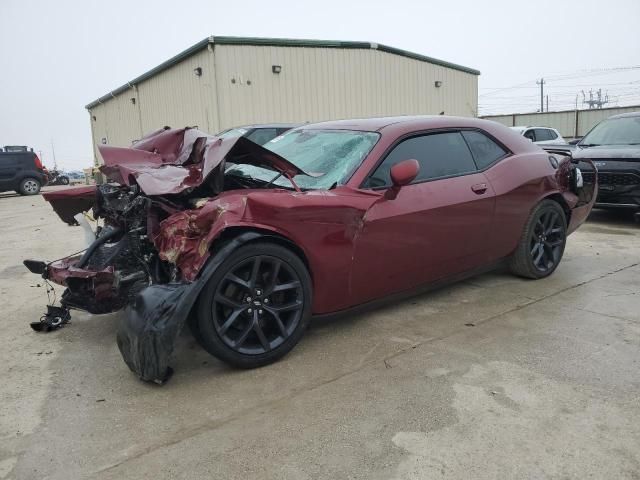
[195,242,312,368]
[509,200,567,279]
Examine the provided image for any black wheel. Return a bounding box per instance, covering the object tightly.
[196,242,312,368]
[18,178,41,195]
[510,200,567,279]
[60,176,70,185]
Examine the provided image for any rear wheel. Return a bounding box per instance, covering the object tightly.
[18,178,41,195]
[509,200,567,279]
[196,242,312,368]
[60,176,70,185]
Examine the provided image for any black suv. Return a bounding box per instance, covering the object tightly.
[570,112,640,212]
[0,146,48,195]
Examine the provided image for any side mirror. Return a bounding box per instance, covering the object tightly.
[390,159,420,187]
[386,159,420,200]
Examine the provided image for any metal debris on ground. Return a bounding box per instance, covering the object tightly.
[30,305,71,332]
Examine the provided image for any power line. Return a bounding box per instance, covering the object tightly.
[479,66,640,97]
[480,80,640,90]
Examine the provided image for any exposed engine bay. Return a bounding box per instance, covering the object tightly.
[24,126,311,383]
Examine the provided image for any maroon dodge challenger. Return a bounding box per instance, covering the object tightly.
[25,116,596,383]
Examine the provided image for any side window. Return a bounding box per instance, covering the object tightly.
[245,128,278,145]
[524,129,536,142]
[366,132,477,188]
[0,154,21,166]
[461,131,508,169]
[534,128,552,141]
[547,129,558,140]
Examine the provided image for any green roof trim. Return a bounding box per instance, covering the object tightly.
[85,36,479,109]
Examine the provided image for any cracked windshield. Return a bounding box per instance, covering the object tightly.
[226,129,380,189]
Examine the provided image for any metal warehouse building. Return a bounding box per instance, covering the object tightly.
[86,36,479,164]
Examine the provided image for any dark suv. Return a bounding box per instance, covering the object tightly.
[0,146,48,195]
[572,112,640,212]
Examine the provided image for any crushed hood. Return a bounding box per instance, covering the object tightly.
[98,127,308,195]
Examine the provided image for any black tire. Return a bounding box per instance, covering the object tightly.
[509,199,567,279]
[18,178,41,195]
[196,242,312,368]
[60,176,70,185]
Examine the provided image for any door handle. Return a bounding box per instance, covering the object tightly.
[471,183,488,194]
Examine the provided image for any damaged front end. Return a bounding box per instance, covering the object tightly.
[25,126,305,383]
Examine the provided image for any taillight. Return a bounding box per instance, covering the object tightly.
[34,154,43,169]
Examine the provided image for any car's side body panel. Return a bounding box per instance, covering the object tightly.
[349,171,496,305]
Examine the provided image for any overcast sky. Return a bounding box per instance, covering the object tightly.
[1,0,639,169]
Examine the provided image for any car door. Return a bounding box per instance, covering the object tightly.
[0,154,20,191]
[349,131,496,304]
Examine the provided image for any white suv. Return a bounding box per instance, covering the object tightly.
[510,126,567,145]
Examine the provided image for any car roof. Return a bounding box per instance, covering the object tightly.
[608,111,640,119]
[301,115,504,133]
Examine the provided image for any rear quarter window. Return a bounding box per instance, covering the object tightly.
[461,131,508,169]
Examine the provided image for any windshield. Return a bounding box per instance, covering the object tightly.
[580,116,640,146]
[226,129,380,190]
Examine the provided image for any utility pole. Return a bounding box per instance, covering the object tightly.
[536,78,545,112]
[546,95,549,113]
[51,140,57,169]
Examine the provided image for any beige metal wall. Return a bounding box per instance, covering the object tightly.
[136,48,219,134]
[88,48,220,164]
[88,44,478,164]
[483,105,640,138]
[89,93,143,160]
[213,44,478,128]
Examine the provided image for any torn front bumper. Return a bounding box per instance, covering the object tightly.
[116,232,263,383]
[117,284,191,383]
[49,257,120,314]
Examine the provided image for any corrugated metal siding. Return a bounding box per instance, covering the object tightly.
[214,44,477,129]
[88,44,477,164]
[483,105,640,138]
[137,48,218,134]
[88,49,219,164]
[87,93,142,163]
